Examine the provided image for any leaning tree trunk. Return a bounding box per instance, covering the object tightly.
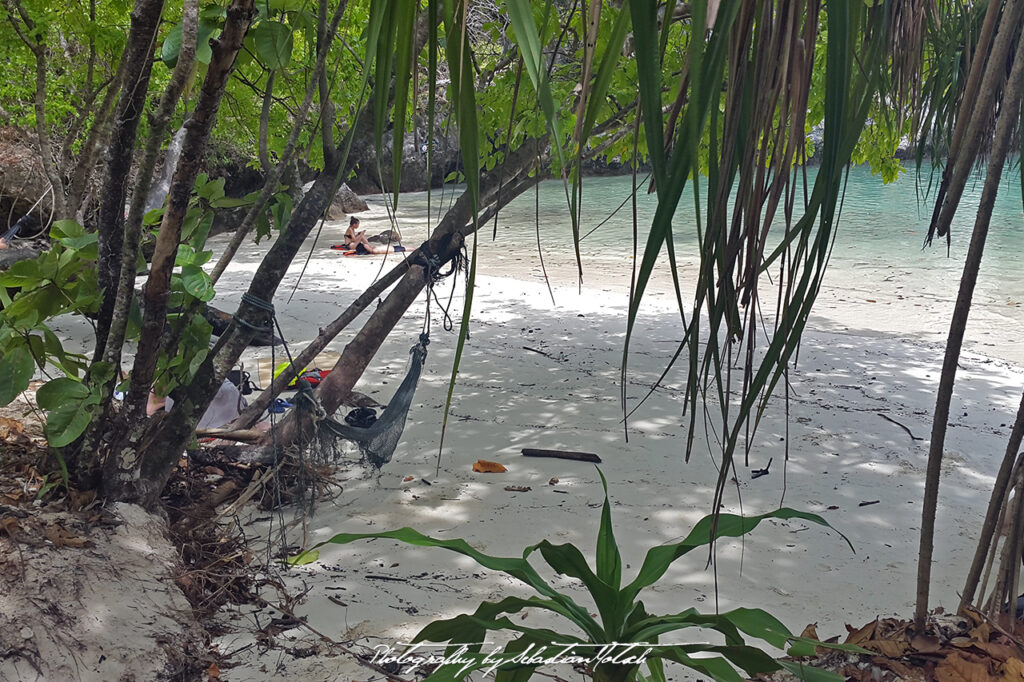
[914,20,1024,631]
[124,145,348,506]
[266,138,546,450]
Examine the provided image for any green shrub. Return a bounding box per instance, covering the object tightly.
[293,470,857,681]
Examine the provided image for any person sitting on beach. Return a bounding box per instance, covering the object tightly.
[344,217,398,255]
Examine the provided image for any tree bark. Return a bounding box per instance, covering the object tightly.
[2,0,68,218]
[93,0,173,357]
[99,0,198,371]
[914,23,1024,631]
[101,0,256,505]
[960,389,1024,610]
[74,0,200,484]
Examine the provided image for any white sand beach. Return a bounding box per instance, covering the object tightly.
[201,199,1024,680]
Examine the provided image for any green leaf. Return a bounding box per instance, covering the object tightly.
[0,344,35,406]
[161,19,219,67]
[390,0,417,206]
[595,469,622,590]
[209,196,251,209]
[777,660,844,682]
[45,395,97,448]
[252,20,294,69]
[623,509,851,605]
[36,377,89,410]
[56,232,99,254]
[180,265,215,302]
[0,258,43,287]
[197,176,225,202]
[286,549,319,565]
[297,527,604,641]
[270,193,293,231]
[527,539,616,637]
[144,208,164,225]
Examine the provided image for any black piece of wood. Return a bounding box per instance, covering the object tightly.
[521,448,602,464]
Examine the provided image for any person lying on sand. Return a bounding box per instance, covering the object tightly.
[344,217,399,255]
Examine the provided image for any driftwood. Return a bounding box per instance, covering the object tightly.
[521,448,602,464]
[201,304,281,346]
[195,428,267,443]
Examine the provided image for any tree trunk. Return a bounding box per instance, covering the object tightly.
[960,389,1024,610]
[914,23,1024,631]
[123,149,344,506]
[93,0,172,357]
[266,138,546,449]
[100,0,257,505]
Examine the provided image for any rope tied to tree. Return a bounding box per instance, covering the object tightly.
[232,292,275,332]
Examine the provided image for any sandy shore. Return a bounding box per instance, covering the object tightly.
[201,208,1024,680]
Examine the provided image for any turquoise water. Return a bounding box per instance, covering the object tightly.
[388,165,1024,309]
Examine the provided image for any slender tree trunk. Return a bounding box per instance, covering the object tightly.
[2,0,68,218]
[101,0,256,505]
[914,25,1024,631]
[100,0,199,372]
[92,0,169,357]
[208,0,348,286]
[73,0,200,484]
[961,390,1024,609]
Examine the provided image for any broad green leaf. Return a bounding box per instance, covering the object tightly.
[252,20,293,69]
[197,176,225,202]
[0,344,35,406]
[287,549,319,565]
[0,258,44,287]
[654,648,746,682]
[414,595,582,645]
[623,509,851,604]
[209,196,251,209]
[298,527,603,640]
[161,19,219,67]
[181,264,215,302]
[36,377,89,410]
[527,539,616,637]
[55,232,99,253]
[45,395,97,448]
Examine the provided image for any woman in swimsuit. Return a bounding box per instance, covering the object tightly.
[344,217,397,255]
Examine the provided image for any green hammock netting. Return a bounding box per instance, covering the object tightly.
[315,334,428,469]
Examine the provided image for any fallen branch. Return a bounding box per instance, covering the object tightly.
[877,412,923,441]
[196,428,267,443]
[521,448,602,464]
[522,346,553,358]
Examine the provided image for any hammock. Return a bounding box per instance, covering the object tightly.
[317,334,428,468]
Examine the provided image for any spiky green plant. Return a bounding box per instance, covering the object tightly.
[293,471,858,681]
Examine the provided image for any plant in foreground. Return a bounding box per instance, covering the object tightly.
[293,471,857,681]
